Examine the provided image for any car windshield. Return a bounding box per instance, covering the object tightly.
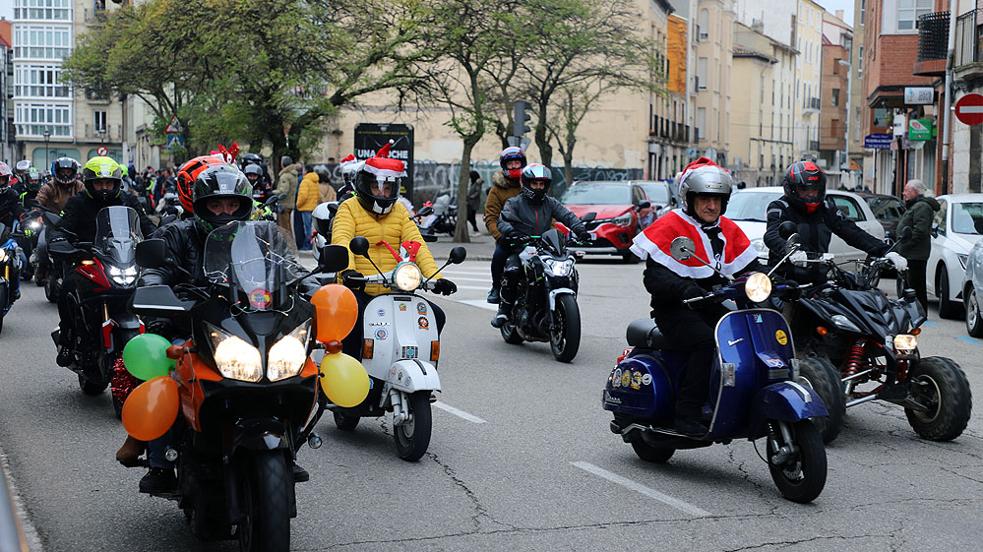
[951,202,983,235]
[640,184,670,204]
[727,191,782,222]
[561,183,632,205]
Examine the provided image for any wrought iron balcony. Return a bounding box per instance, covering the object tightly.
[914,11,949,76]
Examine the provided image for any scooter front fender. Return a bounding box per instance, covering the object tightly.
[388,359,441,393]
[749,381,828,429]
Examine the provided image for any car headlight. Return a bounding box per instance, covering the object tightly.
[744,272,772,302]
[268,322,310,382]
[209,324,263,382]
[893,333,918,353]
[393,262,422,292]
[958,254,969,270]
[613,213,633,226]
[108,265,138,285]
[545,258,575,277]
[831,314,862,333]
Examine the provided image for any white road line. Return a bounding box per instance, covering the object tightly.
[570,461,711,518]
[456,285,491,291]
[443,276,491,282]
[442,270,493,276]
[434,402,487,423]
[455,299,499,311]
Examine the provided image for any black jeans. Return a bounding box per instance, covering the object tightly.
[467,206,479,231]
[490,241,510,289]
[906,259,928,311]
[57,268,100,346]
[342,290,446,359]
[653,305,726,419]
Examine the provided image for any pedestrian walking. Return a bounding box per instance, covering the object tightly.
[275,155,302,236]
[896,179,940,310]
[467,170,482,233]
[295,167,320,250]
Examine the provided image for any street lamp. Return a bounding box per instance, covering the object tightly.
[42,128,51,169]
[837,59,852,186]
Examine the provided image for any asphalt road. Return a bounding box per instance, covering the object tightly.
[1,259,982,551]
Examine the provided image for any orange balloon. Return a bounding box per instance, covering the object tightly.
[311,284,359,343]
[121,376,180,441]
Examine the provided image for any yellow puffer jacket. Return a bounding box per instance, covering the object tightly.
[295,172,320,212]
[331,199,442,295]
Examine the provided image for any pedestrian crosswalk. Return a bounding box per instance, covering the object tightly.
[438,262,497,311]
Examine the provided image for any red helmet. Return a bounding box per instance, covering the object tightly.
[499,146,526,181]
[782,160,827,214]
[176,154,226,214]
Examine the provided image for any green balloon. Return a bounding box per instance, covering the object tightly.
[123,333,176,381]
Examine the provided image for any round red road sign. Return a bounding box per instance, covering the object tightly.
[955,94,983,126]
[96,146,108,156]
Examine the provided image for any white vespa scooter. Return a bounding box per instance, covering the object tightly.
[329,236,466,461]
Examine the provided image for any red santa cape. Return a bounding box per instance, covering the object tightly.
[629,209,757,279]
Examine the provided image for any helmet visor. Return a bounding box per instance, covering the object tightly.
[796,183,822,203]
[359,171,399,201]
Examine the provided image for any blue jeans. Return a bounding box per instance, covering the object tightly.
[294,210,313,250]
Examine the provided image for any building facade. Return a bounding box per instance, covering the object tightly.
[795,0,825,161]
[0,19,14,164]
[12,0,124,170]
[820,11,853,177]
[950,1,983,193]
[646,0,690,180]
[689,0,735,164]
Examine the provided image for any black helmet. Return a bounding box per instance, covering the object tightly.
[355,146,404,215]
[243,163,263,183]
[191,164,254,231]
[239,152,264,169]
[782,160,827,214]
[519,163,551,203]
[81,157,123,202]
[51,157,80,186]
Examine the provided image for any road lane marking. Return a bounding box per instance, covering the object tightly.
[570,461,711,518]
[455,299,498,311]
[456,285,492,291]
[443,276,492,282]
[434,402,487,423]
[957,335,980,346]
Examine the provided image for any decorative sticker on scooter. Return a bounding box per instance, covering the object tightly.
[775,329,788,346]
[630,371,642,390]
[641,373,652,386]
[753,314,763,324]
[398,303,408,312]
[401,346,418,359]
[612,368,622,388]
[374,328,389,340]
[376,308,386,317]
[620,371,631,388]
[417,302,428,315]
[418,316,430,330]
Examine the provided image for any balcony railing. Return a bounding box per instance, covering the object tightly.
[955,9,983,67]
[918,12,950,62]
[650,115,691,143]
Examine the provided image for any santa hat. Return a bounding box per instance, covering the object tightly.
[339,153,356,165]
[362,140,406,180]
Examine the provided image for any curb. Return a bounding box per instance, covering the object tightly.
[0,447,44,551]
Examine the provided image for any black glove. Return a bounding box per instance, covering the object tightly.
[340,269,364,289]
[432,278,457,295]
[574,227,591,241]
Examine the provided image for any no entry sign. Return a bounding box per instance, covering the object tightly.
[955,94,983,126]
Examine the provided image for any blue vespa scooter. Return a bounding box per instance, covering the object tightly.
[603,233,829,503]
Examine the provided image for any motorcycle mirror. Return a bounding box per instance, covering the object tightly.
[636,201,651,211]
[669,236,695,261]
[778,221,797,239]
[349,236,370,257]
[448,247,467,265]
[317,244,350,273]
[581,212,597,223]
[785,233,800,248]
[135,238,167,269]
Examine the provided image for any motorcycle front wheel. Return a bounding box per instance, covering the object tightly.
[766,420,826,504]
[393,391,432,462]
[904,356,972,441]
[550,295,581,363]
[237,451,291,552]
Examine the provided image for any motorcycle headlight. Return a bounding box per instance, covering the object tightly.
[209,325,263,382]
[893,333,918,353]
[393,262,422,292]
[0,248,6,262]
[108,265,138,285]
[268,322,310,382]
[613,213,633,227]
[545,258,575,277]
[744,272,772,302]
[28,221,41,231]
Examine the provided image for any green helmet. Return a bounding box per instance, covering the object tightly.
[81,156,123,202]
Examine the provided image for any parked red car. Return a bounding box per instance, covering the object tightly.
[559,181,650,261]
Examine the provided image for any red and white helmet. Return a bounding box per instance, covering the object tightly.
[0,162,10,188]
[355,142,406,215]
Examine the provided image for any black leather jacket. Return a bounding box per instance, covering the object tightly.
[0,188,23,229]
[139,219,207,287]
[497,195,585,239]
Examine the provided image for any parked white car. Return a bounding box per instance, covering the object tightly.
[927,194,983,319]
[961,240,983,336]
[727,187,885,263]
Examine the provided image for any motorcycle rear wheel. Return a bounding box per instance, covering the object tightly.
[238,451,291,552]
[630,438,674,463]
[393,391,432,462]
[78,361,109,396]
[500,320,524,345]
[550,295,581,363]
[333,411,360,431]
[767,420,826,504]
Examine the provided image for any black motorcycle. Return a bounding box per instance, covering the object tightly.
[498,217,594,363]
[49,206,146,411]
[788,247,972,444]
[40,210,64,302]
[130,221,351,552]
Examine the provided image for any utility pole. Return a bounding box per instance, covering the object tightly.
[838,58,852,188]
[940,0,958,195]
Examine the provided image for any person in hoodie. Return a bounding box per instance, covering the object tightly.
[896,179,940,310]
[275,155,303,236]
[483,146,526,304]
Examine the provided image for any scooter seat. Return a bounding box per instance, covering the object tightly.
[626,319,666,349]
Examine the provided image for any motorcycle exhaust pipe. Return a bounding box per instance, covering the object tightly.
[846,394,880,408]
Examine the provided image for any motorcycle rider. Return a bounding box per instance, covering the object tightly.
[12,160,32,192]
[336,153,361,202]
[630,158,762,436]
[484,146,526,304]
[175,154,226,219]
[764,161,906,284]
[330,143,457,358]
[49,157,155,368]
[34,158,84,283]
[491,163,590,329]
[0,162,24,300]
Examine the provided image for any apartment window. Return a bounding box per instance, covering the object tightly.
[897,0,933,32]
[860,0,865,25]
[14,64,69,98]
[14,102,72,138]
[698,9,709,41]
[13,0,71,21]
[832,88,840,107]
[13,25,72,60]
[858,46,864,72]
[93,111,106,133]
[697,57,708,90]
[696,108,706,141]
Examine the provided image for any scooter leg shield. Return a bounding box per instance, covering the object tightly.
[749,382,829,430]
[388,360,441,393]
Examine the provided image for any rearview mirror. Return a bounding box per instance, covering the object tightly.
[669,236,695,261]
[317,244,350,273]
[448,247,467,265]
[131,284,191,315]
[349,236,370,257]
[637,201,651,211]
[778,221,797,239]
[135,238,167,269]
[581,212,597,223]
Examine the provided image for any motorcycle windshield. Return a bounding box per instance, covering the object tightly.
[202,221,304,311]
[94,206,142,265]
[541,228,567,256]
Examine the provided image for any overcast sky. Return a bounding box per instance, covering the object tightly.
[0,0,10,22]
[818,0,856,25]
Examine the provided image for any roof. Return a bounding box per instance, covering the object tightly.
[0,20,11,50]
[733,47,778,64]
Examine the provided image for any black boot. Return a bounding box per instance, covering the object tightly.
[292,462,310,483]
[139,468,177,494]
[55,328,73,367]
[486,287,500,304]
[490,303,509,328]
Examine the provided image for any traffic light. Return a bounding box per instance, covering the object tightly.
[512,100,532,138]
